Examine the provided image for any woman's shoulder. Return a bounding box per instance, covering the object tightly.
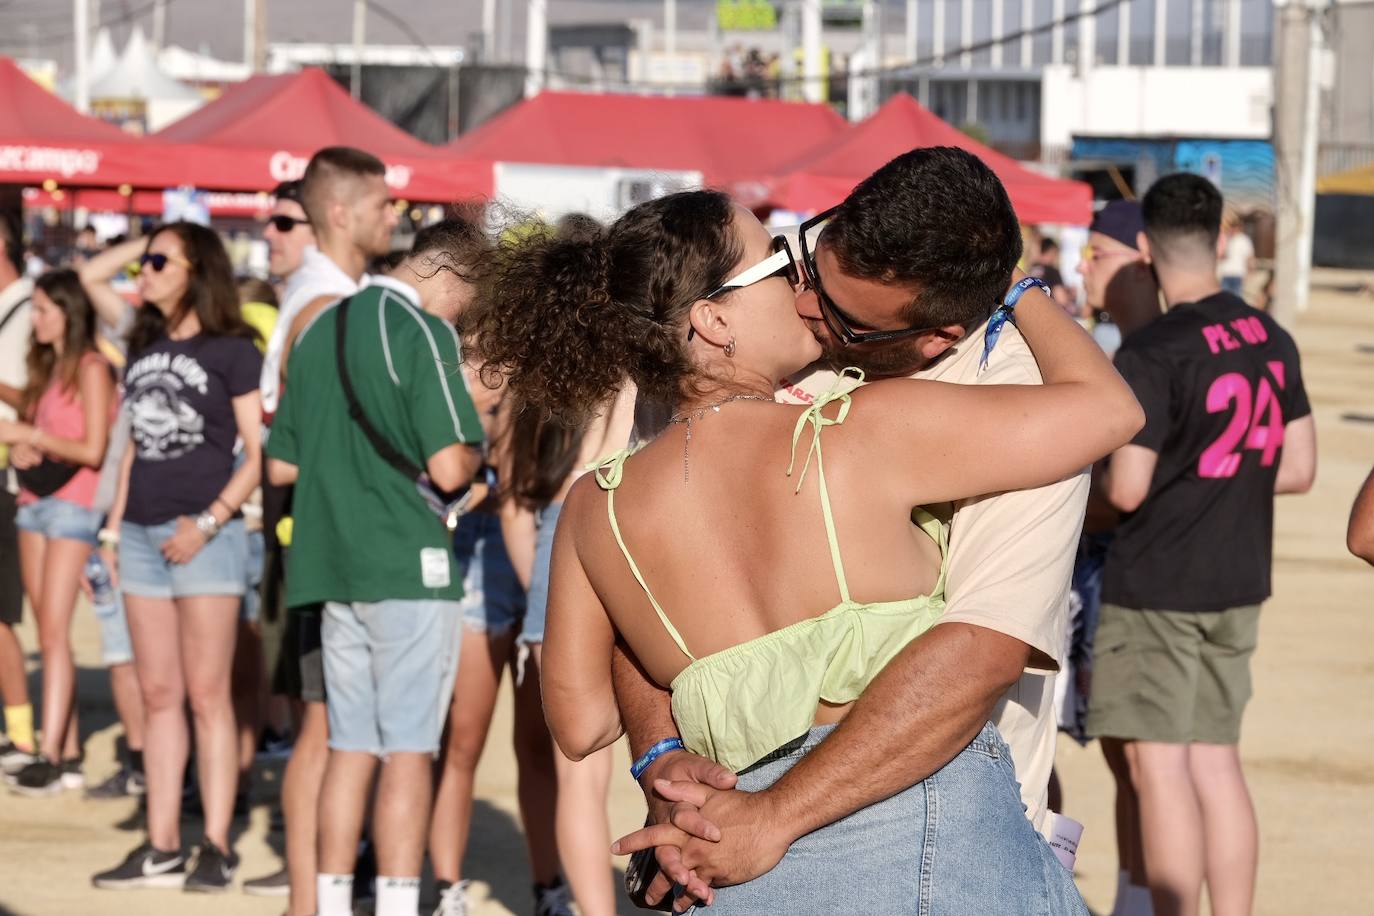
[77,349,113,371]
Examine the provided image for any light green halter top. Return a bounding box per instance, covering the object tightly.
[593,371,950,773]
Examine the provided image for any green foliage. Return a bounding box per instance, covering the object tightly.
[959,122,990,145]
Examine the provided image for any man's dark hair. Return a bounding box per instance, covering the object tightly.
[822,146,1023,329]
[273,179,304,204]
[411,216,492,285]
[1039,237,1059,255]
[301,146,386,228]
[1142,172,1223,264]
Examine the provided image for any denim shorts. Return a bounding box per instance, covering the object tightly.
[119,518,249,599]
[15,497,102,545]
[322,598,461,756]
[695,722,1089,915]
[86,554,134,667]
[522,501,562,646]
[453,512,526,638]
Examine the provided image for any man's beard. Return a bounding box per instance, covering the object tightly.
[810,322,931,379]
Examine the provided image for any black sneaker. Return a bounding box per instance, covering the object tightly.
[534,875,575,916]
[242,866,289,897]
[0,737,38,776]
[254,727,294,762]
[9,757,64,797]
[92,841,187,889]
[85,766,147,799]
[183,841,238,893]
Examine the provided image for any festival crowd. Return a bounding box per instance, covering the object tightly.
[0,142,1362,916]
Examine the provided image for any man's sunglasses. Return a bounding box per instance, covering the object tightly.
[139,252,192,273]
[687,236,799,341]
[268,215,310,233]
[798,206,945,346]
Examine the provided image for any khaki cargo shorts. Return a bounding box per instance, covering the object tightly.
[1085,602,1260,744]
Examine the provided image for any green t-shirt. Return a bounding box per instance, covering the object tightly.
[266,277,484,607]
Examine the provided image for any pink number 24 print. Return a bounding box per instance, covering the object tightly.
[1198,361,1288,479]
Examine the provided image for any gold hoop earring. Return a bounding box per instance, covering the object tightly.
[724,337,736,358]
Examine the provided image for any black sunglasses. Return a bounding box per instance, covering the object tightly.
[687,236,799,341]
[139,252,190,273]
[798,207,944,346]
[268,215,310,233]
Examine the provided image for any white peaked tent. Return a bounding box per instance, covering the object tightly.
[89,29,119,83]
[90,27,203,130]
[58,28,118,100]
[158,44,251,84]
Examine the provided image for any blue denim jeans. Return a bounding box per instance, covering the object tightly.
[86,553,134,667]
[522,501,561,646]
[695,723,1089,915]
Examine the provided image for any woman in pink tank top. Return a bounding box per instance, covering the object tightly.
[0,269,116,792]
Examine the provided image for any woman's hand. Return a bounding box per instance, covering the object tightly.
[161,516,208,565]
[8,443,42,469]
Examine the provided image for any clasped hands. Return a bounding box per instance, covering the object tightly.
[612,750,794,912]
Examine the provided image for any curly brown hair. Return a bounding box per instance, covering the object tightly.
[468,190,741,423]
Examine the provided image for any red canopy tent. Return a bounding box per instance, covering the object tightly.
[0,56,189,190]
[447,91,847,201]
[155,68,490,201]
[767,94,1093,225]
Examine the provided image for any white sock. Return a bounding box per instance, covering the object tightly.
[376,875,422,916]
[317,873,355,916]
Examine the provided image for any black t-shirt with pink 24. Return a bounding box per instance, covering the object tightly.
[122,333,262,526]
[1103,292,1311,613]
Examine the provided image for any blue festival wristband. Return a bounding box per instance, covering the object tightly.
[630,737,686,781]
[981,277,1053,371]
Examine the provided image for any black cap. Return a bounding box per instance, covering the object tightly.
[272,180,303,203]
[1089,200,1145,250]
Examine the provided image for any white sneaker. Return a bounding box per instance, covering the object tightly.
[433,879,470,916]
[60,759,85,790]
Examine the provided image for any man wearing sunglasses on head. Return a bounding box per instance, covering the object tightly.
[613,147,1098,907]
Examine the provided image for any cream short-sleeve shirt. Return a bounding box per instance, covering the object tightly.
[779,319,1089,831]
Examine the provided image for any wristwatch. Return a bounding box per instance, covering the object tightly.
[195,511,222,540]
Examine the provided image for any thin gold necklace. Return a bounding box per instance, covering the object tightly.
[666,393,773,482]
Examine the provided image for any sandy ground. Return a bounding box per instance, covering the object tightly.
[2,272,1372,916]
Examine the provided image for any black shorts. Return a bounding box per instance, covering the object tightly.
[272,606,326,704]
[0,489,22,627]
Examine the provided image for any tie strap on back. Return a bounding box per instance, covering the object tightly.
[592,447,638,491]
[787,367,864,494]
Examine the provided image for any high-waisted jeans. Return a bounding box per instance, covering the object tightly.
[696,722,1089,915]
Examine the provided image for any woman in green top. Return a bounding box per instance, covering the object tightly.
[469,189,1140,913]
